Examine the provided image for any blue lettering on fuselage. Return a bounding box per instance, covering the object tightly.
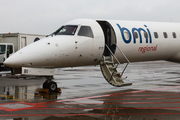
[117,24,152,44]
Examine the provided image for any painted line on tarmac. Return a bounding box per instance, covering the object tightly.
[118,93,180,97]
[1,100,180,112]
[1,102,180,111]
[1,85,180,116]
[100,97,180,101]
[56,85,180,103]
[62,101,180,105]
[0,101,48,112]
[18,106,180,110]
[108,86,180,96]
[56,94,110,102]
[1,112,180,117]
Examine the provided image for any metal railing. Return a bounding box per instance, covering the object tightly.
[105,44,130,76]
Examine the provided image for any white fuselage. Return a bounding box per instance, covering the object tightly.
[4,19,180,69]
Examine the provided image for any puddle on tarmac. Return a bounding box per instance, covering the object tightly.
[1,62,180,120]
[65,99,104,104]
[1,61,180,101]
[0,86,61,101]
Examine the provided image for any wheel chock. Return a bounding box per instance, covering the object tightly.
[38,88,50,94]
[38,88,61,94]
[57,88,61,92]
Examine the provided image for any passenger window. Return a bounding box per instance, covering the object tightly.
[154,32,158,38]
[133,32,138,38]
[78,26,94,38]
[163,32,168,38]
[144,32,148,38]
[172,32,177,38]
[124,31,130,40]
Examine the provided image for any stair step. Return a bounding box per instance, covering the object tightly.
[104,56,112,60]
[116,77,127,82]
[104,61,114,64]
[118,83,132,87]
[109,66,116,69]
[113,72,121,75]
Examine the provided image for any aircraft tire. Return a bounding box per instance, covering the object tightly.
[48,81,57,92]
[43,82,48,89]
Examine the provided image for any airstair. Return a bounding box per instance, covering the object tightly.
[100,44,132,87]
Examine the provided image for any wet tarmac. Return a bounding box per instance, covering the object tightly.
[0,61,180,120]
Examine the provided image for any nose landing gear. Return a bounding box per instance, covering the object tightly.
[43,76,58,92]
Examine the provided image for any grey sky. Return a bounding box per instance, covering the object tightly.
[0,0,180,35]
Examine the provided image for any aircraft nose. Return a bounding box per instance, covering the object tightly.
[3,52,23,68]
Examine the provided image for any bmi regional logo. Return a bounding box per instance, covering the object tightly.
[117,23,158,53]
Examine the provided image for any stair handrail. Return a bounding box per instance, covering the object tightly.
[105,44,130,77]
[115,44,130,76]
[116,45,130,63]
[105,44,121,65]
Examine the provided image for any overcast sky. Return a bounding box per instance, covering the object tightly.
[0,0,180,35]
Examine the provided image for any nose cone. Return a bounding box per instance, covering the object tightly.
[3,52,22,68]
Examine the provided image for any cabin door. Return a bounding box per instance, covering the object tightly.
[96,21,117,56]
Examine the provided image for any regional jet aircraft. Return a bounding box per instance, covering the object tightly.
[3,19,180,91]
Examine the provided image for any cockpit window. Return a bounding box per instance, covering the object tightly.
[53,25,78,36]
[78,26,94,38]
[0,45,5,54]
